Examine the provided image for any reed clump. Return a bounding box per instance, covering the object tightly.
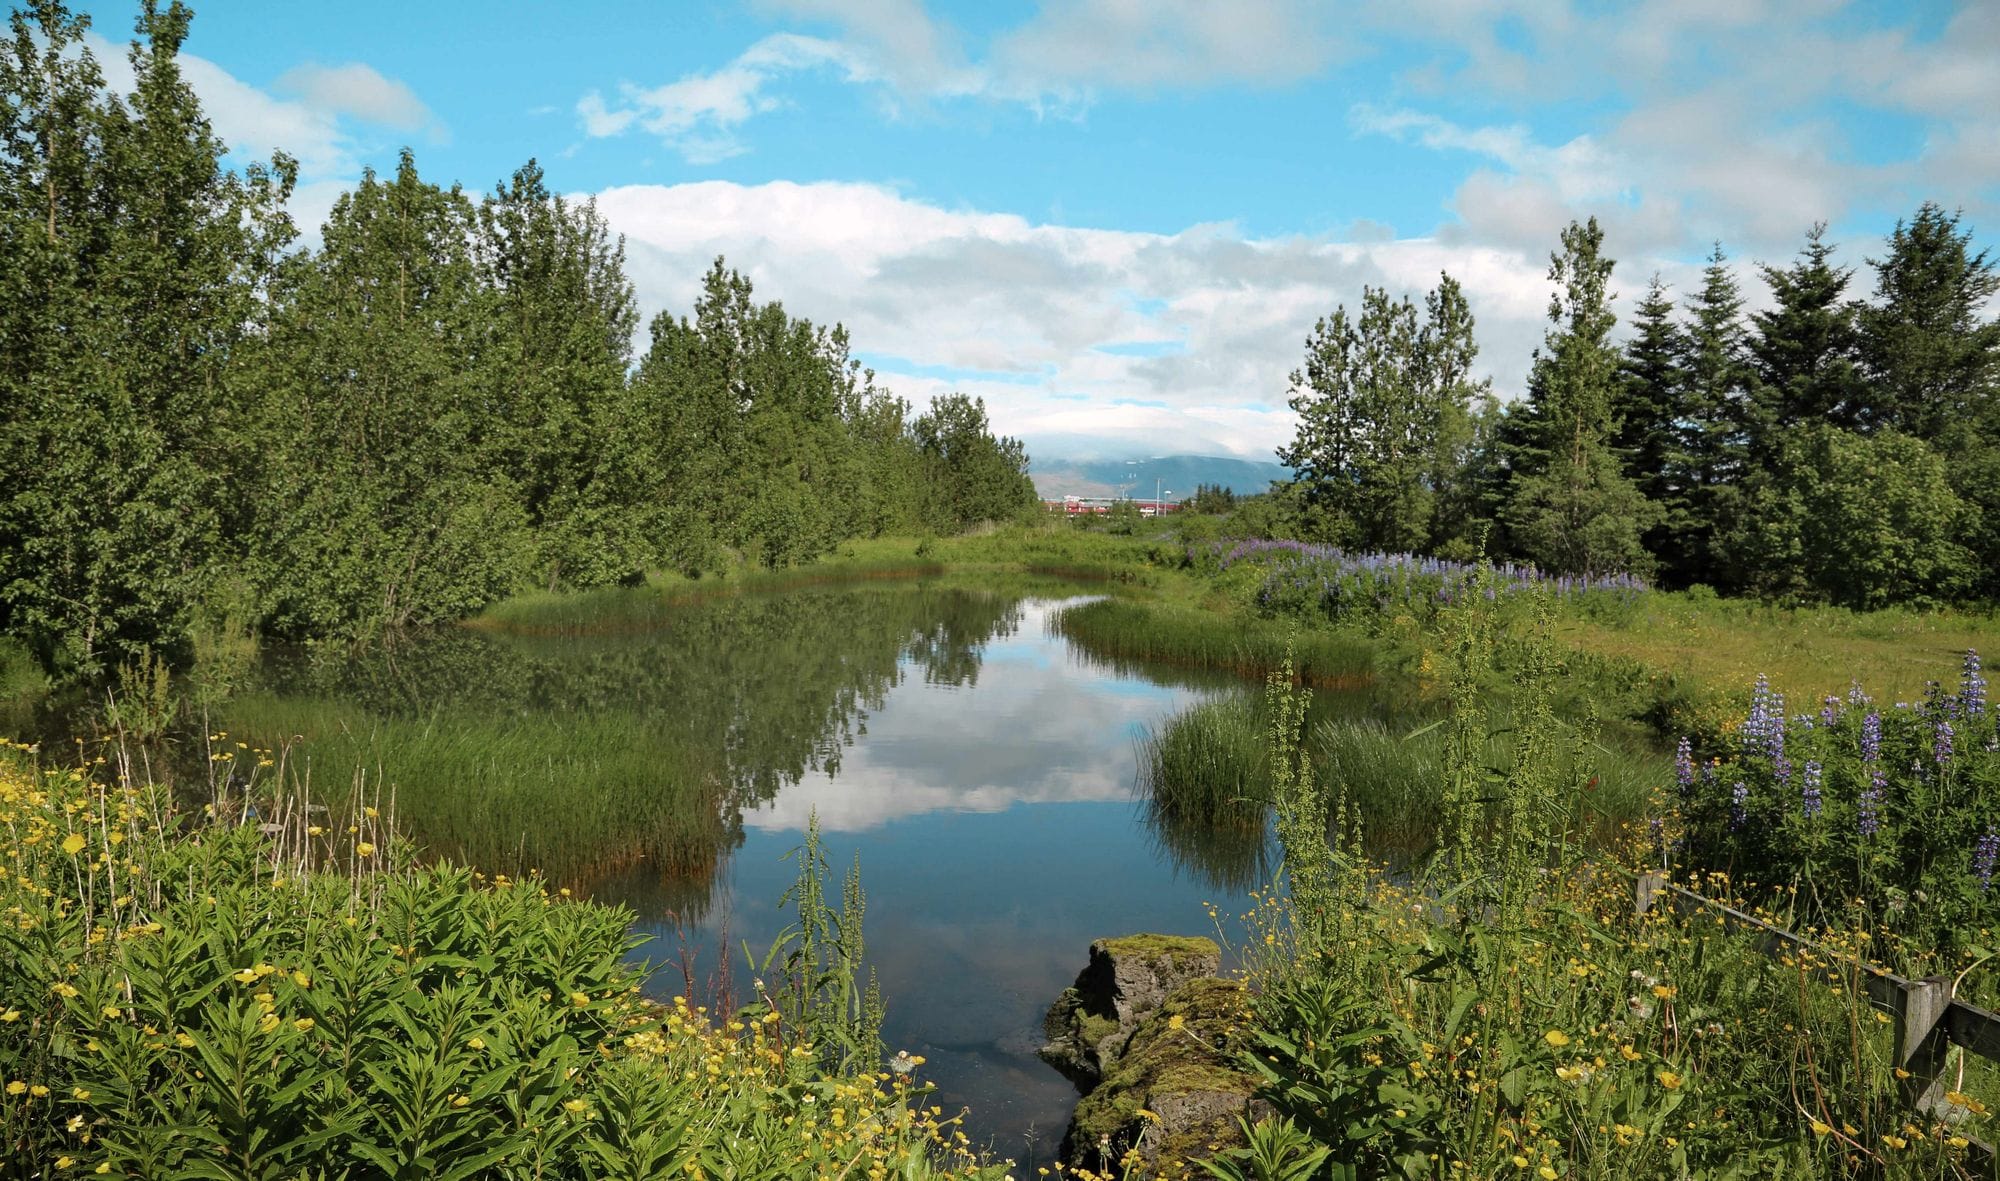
[1055,599,1377,686]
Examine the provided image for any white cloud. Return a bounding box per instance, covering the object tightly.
[276,62,443,140]
[87,32,436,189]
[990,0,1346,99]
[741,599,1212,831]
[577,33,873,162]
[592,178,1579,458]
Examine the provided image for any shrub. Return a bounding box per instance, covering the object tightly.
[1670,652,2000,970]
[0,747,997,1180]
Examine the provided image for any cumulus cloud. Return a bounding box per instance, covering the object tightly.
[276,62,444,141]
[591,178,1593,459]
[88,33,436,188]
[741,600,1211,831]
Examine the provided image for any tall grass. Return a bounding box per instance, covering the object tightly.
[220,694,732,900]
[0,746,996,1181]
[1054,599,1378,686]
[1137,695,1668,864]
[1140,695,1268,830]
[1311,716,1665,852]
[476,555,948,636]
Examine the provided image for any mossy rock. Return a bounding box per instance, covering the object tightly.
[1064,975,1260,1171]
[1039,934,1222,1090]
[1096,933,1220,964]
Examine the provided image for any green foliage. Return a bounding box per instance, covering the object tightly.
[1857,202,2000,448]
[1731,424,1973,609]
[1279,275,1484,552]
[912,393,1038,533]
[1051,597,1378,687]
[1674,655,2000,969]
[745,814,885,1079]
[1185,484,1238,515]
[1229,606,1995,1181]
[1496,219,1659,579]
[0,0,295,675]
[0,11,1039,675]
[0,751,990,1180]
[1141,695,1269,832]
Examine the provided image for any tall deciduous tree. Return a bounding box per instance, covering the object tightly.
[1279,273,1484,552]
[0,0,293,672]
[1497,218,1658,578]
[912,393,1036,532]
[251,150,528,640]
[475,159,643,590]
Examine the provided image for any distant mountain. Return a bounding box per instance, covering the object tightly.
[1029,454,1291,500]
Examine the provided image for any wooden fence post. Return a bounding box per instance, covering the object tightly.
[1634,871,1666,916]
[1893,975,1954,1114]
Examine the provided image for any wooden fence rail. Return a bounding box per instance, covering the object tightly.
[1633,871,2000,1129]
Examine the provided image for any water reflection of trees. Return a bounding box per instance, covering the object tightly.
[252,583,1025,908]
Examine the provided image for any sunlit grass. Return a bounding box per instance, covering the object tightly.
[220,693,732,894]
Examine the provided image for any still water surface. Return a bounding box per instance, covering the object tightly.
[252,581,1275,1159]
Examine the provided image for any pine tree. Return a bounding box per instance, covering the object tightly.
[1497,218,1658,578]
[1612,275,1688,579]
[1857,202,1999,446]
[1747,222,1865,434]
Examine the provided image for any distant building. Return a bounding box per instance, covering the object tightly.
[1042,496,1180,516]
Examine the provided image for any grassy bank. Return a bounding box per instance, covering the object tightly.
[219,695,733,896]
[1130,644,2000,1181]
[0,745,1001,1180]
[1140,693,1670,855]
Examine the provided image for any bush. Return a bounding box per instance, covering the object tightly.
[1670,652,2000,969]
[0,748,996,1180]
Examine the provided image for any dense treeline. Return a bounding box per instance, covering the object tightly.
[1280,211,1999,608]
[0,2,1035,677]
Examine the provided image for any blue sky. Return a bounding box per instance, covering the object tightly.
[73,0,2000,460]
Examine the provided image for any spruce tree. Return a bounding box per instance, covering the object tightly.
[1748,222,1865,433]
[1613,275,1688,580]
[1857,202,2000,445]
[1497,218,1658,578]
[1675,244,1752,588]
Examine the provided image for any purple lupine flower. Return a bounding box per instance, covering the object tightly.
[1674,738,1694,796]
[1976,828,2000,891]
[1773,752,1793,789]
[1962,650,1987,720]
[1860,711,1882,764]
[1730,782,1749,831]
[1848,681,1870,707]
[1821,696,1840,729]
[1701,760,1717,787]
[1858,770,1883,837]
[1801,760,1823,819]
[1741,676,1775,757]
[1935,717,1955,767]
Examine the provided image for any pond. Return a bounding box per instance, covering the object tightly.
[225,578,1358,1159]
